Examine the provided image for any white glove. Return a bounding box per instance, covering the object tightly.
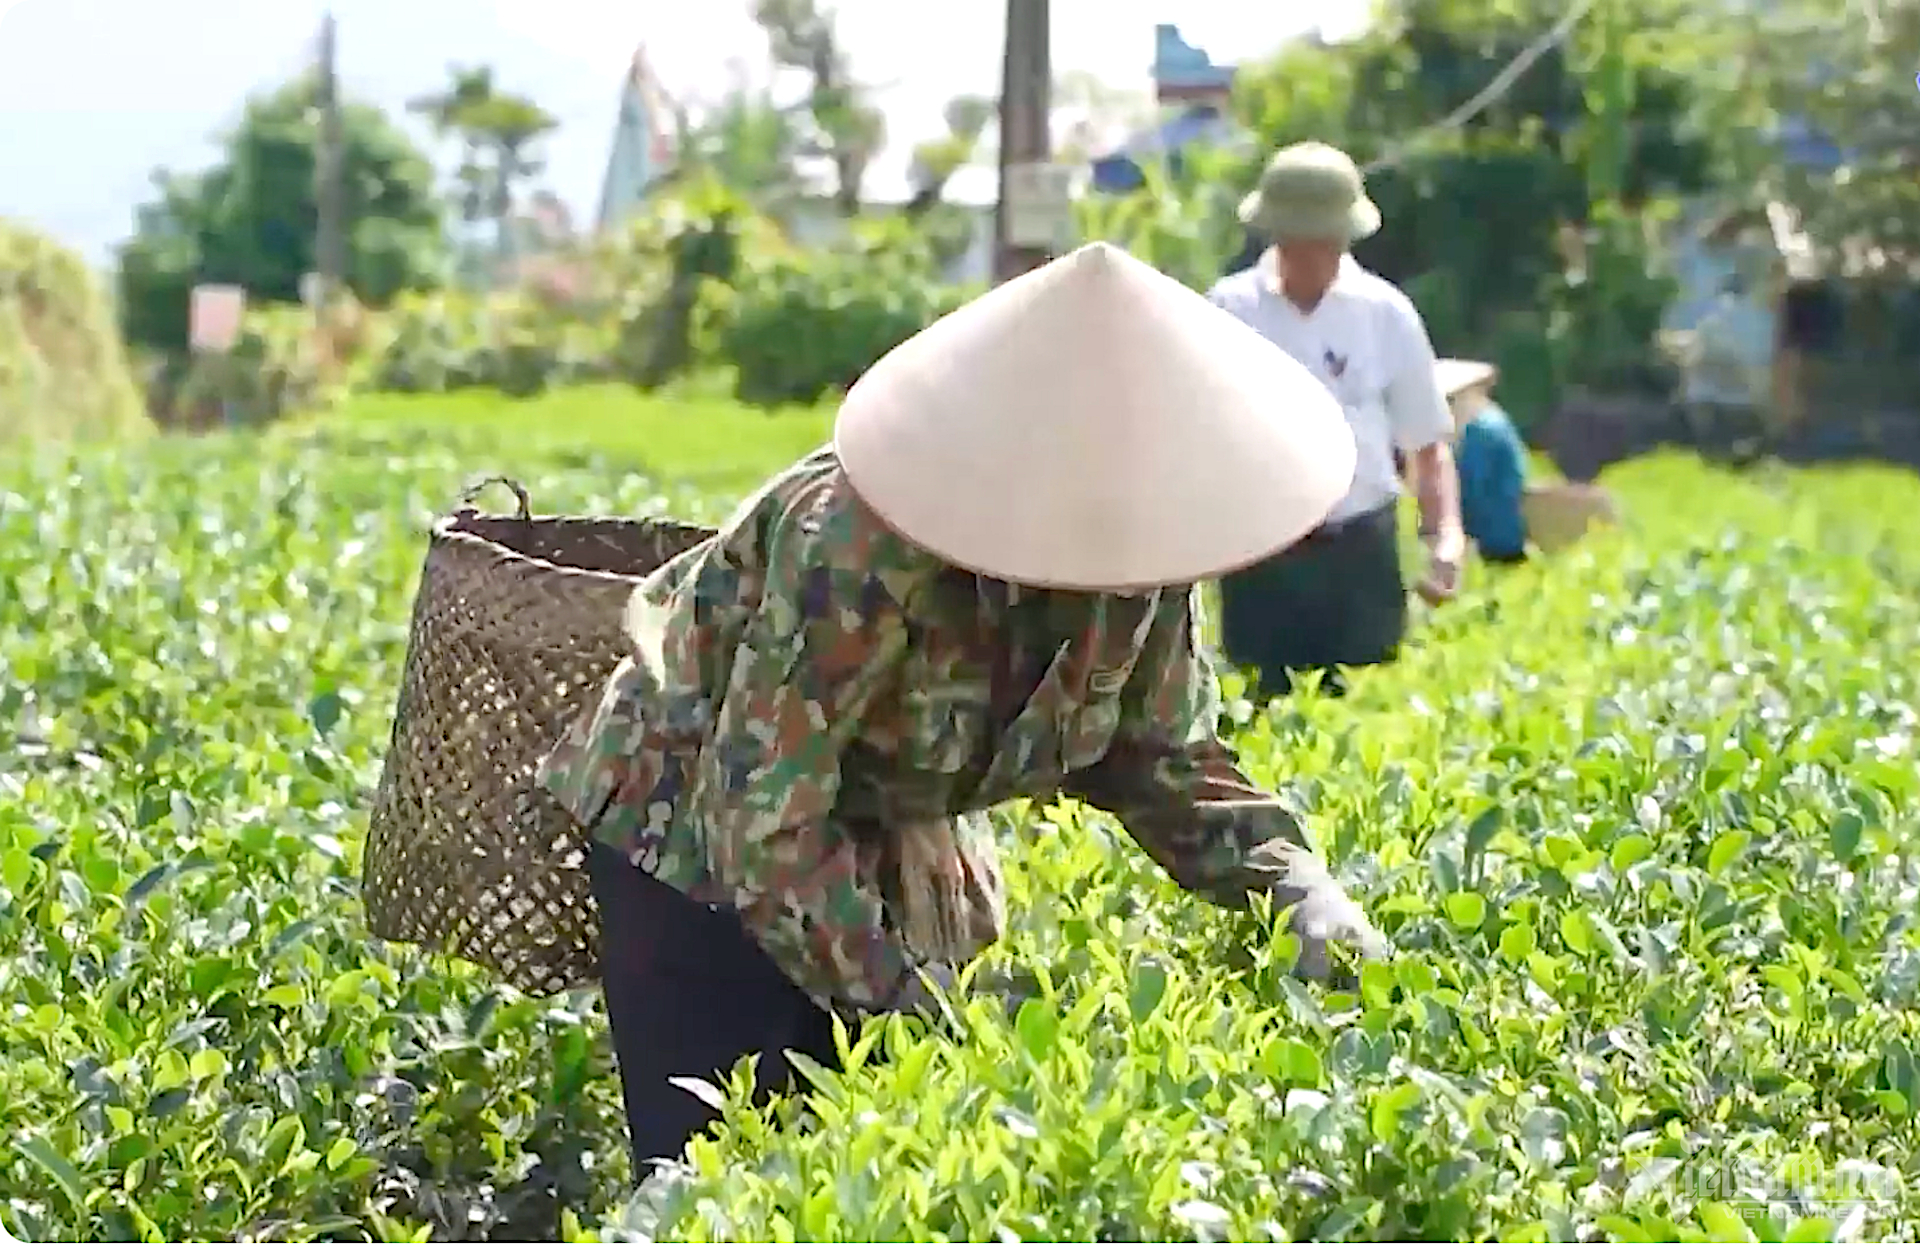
[1267,842,1390,980]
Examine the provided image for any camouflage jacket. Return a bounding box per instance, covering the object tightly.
[539,445,1336,1014]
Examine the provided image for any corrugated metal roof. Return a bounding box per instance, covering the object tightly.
[1152,24,1235,93]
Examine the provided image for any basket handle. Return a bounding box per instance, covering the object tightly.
[453,476,532,521]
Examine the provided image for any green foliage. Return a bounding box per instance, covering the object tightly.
[609,451,1920,1244]
[905,95,995,215]
[624,177,750,390]
[751,0,886,217]
[1074,0,1726,425]
[115,75,447,357]
[1726,0,1920,271]
[177,178,964,414]
[408,64,562,281]
[1543,199,1683,397]
[0,219,150,443]
[366,289,621,398]
[717,218,975,407]
[672,84,806,215]
[1075,148,1253,294]
[175,305,340,425]
[3,400,1918,1241]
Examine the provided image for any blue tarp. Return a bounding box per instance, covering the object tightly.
[1090,106,1245,193]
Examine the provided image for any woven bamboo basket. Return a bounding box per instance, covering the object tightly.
[363,477,718,995]
[1522,482,1620,554]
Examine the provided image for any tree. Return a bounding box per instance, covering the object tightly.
[671,67,808,212]
[1727,0,1920,270]
[1227,0,1720,344]
[409,65,561,274]
[904,94,994,215]
[115,75,446,356]
[751,0,886,215]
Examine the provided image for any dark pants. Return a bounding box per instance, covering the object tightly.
[589,842,839,1179]
[1218,502,1407,700]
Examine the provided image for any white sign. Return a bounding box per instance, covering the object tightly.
[189,284,246,353]
[1004,161,1075,252]
[299,272,325,308]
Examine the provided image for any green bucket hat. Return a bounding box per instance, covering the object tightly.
[1237,142,1382,243]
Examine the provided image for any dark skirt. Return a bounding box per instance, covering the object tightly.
[1217,501,1408,700]
[590,842,840,1178]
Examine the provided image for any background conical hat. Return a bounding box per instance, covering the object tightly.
[832,242,1356,591]
[1435,357,1497,398]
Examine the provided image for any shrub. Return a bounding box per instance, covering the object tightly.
[0,219,150,443]
[719,219,976,407]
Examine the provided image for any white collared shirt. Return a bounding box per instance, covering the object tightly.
[1207,251,1453,525]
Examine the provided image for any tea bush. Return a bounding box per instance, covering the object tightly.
[2,394,1918,1242]
[716,220,978,408]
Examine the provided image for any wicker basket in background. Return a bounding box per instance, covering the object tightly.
[363,477,718,995]
[1522,482,1620,554]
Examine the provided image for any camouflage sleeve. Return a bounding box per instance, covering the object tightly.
[690,525,925,1015]
[1061,588,1320,907]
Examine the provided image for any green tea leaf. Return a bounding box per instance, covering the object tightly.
[15,1137,87,1208]
[1015,997,1059,1062]
[1707,831,1751,875]
[1444,892,1486,928]
[1368,1082,1422,1143]
[2,848,34,893]
[1499,920,1537,964]
[1610,834,1656,872]
[9,381,1920,1244]
[1828,811,1864,860]
[1696,1202,1757,1242]
[309,689,344,736]
[1129,959,1169,1025]
[1269,1038,1324,1087]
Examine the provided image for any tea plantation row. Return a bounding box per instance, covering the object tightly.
[1,405,1917,1242]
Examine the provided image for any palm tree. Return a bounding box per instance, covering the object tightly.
[409,65,560,281]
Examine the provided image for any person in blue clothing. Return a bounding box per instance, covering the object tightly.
[1436,359,1531,565]
[1429,358,1620,579]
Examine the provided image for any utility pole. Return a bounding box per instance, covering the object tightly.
[313,11,347,312]
[993,0,1054,286]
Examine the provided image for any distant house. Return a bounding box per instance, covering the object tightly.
[1149,22,1236,103]
[1089,25,1251,195]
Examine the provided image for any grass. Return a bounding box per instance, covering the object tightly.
[295,385,834,497]
[3,389,1919,1243]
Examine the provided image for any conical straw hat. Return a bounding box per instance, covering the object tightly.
[1435,358,1497,398]
[833,241,1357,592]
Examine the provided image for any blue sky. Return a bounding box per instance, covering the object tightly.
[0,0,1366,264]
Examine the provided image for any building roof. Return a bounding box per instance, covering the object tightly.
[1152,24,1235,95]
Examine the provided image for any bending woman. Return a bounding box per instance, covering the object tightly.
[537,242,1390,1177]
